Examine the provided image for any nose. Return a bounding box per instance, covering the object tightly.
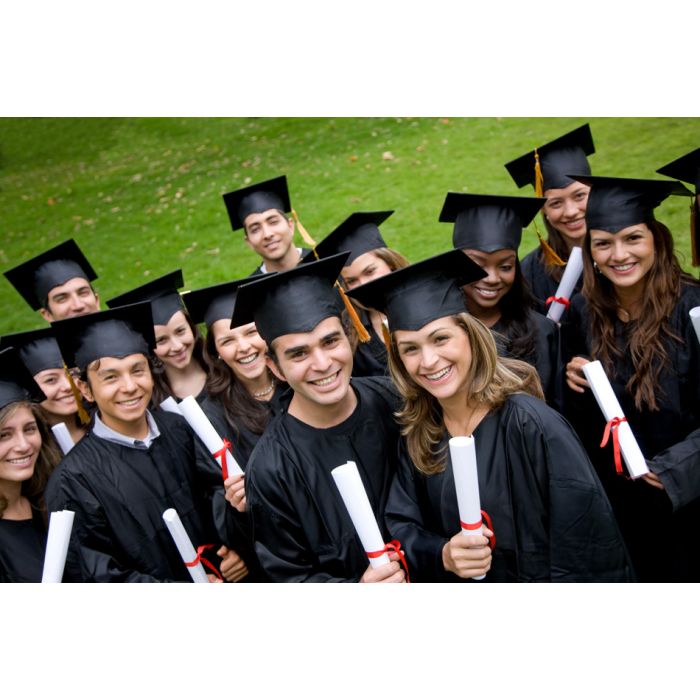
[562,198,579,218]
[69,294,86,311]
[309,346,332,373]
[120,374,138,393]
[170,338,184,352]
[480,267,499,285]
[610,239,628,261]
[13,431,32,453]
[420,344,439,369]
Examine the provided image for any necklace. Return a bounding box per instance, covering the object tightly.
[253,380,275,398]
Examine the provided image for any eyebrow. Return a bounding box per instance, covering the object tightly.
[283,332,341,357]
[397,327,451,346]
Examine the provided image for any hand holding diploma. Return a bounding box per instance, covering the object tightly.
[42,510,75,583]
[224,473,247,512]
[546,246,583,323]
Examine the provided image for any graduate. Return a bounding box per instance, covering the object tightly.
[301,210,410,377]
[348,249,633,582]
[106,270,208,405]
[44,303,220,582]
[223,175,312,275]
[562,176,700,582]
[505,124,595,312]
[230,254,406,582]
[0,347,61,583]
[439,192,563,408]
[4,239,100,322]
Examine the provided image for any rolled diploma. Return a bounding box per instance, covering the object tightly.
[449,436,485,581]
[582,360,649,478]
[690,307,700,346]
[331,460,390,568]
[41,510,75,583]
[162,508,209,583]
[546,246,583,323]
[51,422,75,455]
[178,395,243,477]
[159,396,183,416]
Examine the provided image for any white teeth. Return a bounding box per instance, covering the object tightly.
[426,367,451,381]
[8,456,32,465]
[613,264,634,271]
[475,288,499,298]
[238,353,258,365]
[312,373,338,386]
[118,398,141,407]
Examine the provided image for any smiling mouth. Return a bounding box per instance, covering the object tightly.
[7,455,34,466]
[117,397,143,408]
[473,287,500,298]
[310,370,340,387]
[238,352,259,365]
[611,263,636,272]
[424,366,453,381]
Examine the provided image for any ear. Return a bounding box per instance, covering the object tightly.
[39,307,54,323]
[75,377,94,403]
[287,217,295,237]
[265,354,286,383]
[93,290,100,308]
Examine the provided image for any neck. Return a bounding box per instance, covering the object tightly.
[614,281,646,320]
[560,234,582,252]
[44,410,87,444]
[0,480,30,520]
[99,411,150,440]
[440,389,488,437]
[265,246,300,273]
[288,384,357,429]
[165,361,207,399]
[240,371,275,401]
[465,299,501,328]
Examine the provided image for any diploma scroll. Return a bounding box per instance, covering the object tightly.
[178,395,243,478]
[582,360,649,478]
[690,307,700,346]
[331,460,390,568]
[159,396,183,416]
[546,247,583,323]
[162,508,209,583]
[51,422,75,455]
[449,436,486,581]
[41,510,75,583]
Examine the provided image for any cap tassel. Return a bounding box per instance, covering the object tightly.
[536,223,566,267]
[64,364,90,425]
[337,285,371,343]
[691,198,698,267]
[534,148,544,198]
[380,320,392,349]
[291,209,317,248]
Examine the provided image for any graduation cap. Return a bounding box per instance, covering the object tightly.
[0,347,46,411]
[346,249,487,332]
[301,211,394,265]
[222,175,291,232]
[182,275,269,328]
[0,327,65,376]
[505,124,595,195]
[4,239,98,311]
[657,148,700,193]
[51,302,157,372]
[568,175,692,233]
[439,193,546,253]
[106,270,185,326]
[230,253,351,344]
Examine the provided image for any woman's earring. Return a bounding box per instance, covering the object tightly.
[593,261,601,274]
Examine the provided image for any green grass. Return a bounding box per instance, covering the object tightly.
[1,117,698,335]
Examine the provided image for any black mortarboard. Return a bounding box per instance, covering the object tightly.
[346,249,487,332]
[183,275,269,328]
[0,347,46,410]
[106,270,185,326]
[4,239,98,311]
[222,175,291,231]
[301,211,393,265]
[657,148,700,194]
[568,175,692,232]
[505,124,595,194]
[0,327,65,376]
[230,253,349,344]
[439,193,546,253]
[51,302,156,372]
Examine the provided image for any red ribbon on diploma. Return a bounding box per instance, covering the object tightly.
[460,509,497,549]
[366,539,411,583]
[185,543,222,581]
[213,438,232,481]
[600,417,627,475]
[546,295,571,310]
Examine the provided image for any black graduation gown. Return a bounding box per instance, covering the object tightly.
[491,310,563,410]
[44,411,218,582]
[245,376,402,582]
[521,247,582,316]
[385,393,633,582]
[352,309,389,378]
[0,509,46,583]
[561,283,700,581]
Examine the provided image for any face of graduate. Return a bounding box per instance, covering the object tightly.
[154,311,195,371]
[81,354,154,434]
[0,405,41,485]
[542,182,590,246]
[461,249,517,313]
[243,209,295,263]
[40,277,100,322]
[341,251,393,289]
[590,223,656,292]
[211,319,268,384]
[268,316,353,408]
[34,368,78,417]
[395,316,472,403]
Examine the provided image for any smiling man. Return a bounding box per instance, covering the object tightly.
[230,253,405,582]
[45,303,219,582]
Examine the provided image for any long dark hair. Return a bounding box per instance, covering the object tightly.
[496,258,539,361]
[540,216,569,283]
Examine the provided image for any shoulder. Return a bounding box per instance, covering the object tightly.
[151,410,194,445]
[351,375,401,411]
[520,247,543,272]
[500,393,564,433]
[528,309,558,335]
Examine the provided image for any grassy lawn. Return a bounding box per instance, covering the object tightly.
[1,116,697,335]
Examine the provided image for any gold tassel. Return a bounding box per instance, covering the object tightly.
[536,224,566,267]
[534,148,544,198]
[337,285,371,343]
[291,208,317,248]
[691,198,698,267]
[64,364,90,425]
[381,321,392,349]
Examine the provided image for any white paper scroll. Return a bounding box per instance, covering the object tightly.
[162,508,209,583]
[51,422,75,455]
[582,360,649,478]
[331,460,389,568]
[41,510,75,583]
[159,396,183,416]
[448,436,486,581]
[178,395,243,477]
[546,246,583,323]
[690,307,700,346]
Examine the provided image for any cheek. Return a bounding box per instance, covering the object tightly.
[154,344,169,359]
